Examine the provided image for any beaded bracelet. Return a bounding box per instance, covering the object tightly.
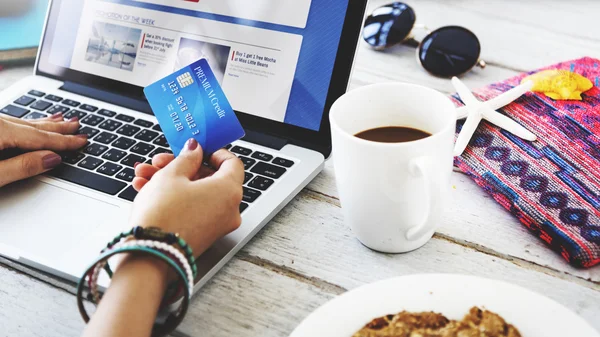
[77,246,191,337]
[104,227,197,279]
[88,240,194,304]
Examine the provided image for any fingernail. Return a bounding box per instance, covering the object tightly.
[75,134,88,139]
[42,153,62,170]
[185,138,198,151]
[134,162,141,169]
[68,117,79,122]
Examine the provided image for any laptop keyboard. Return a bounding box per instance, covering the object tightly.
[1,90,296,213]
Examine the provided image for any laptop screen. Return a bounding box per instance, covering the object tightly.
[44,0,350,132]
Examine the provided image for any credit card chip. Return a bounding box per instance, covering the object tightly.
[177,72,194,88]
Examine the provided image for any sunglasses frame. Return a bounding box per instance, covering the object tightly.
[365,3,486,78]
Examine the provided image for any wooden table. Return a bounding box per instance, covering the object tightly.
[1,1,599,336]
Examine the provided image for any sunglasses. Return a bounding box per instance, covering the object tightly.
[363,2,486,77]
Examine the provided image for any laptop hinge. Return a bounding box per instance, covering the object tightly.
[60,82,153,114]
[242,129,287,150]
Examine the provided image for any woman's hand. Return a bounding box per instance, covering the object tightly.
[129,139,245,255]
[82,141,243,337]
[0,114,87,187]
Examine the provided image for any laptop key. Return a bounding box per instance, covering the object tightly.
[44,94,63,102]
[134,129,159,142]
[97,162,123,176]
[78,157,104,170]
[239,202,249,213]
[80,104,98,112]
[242,187,261,203]
[30,100,53,111]
[272,157,295,168]
[152,124,162,132]
[49,164,126,195]
[97,109,117,117]
[60,151,85,165]
[115,114,135,123]
[248,176,274,191]
[28,90,45,97]
[130,142,155,156]
[99,119,123,132]
[1,105,29,118]
[250,162,286,179]
[238,156,256,170]
[95,132,118,144]
[223,144,232,150]
[112,137,136,150]
[118,185,138,202]
[134,119,153,128]
[23,112,48,120]
[81,115,105,126]
[64,110,87,120]
[47,105,70,115]
[116,168,135,182]
[231,146,252,156]
[77,127,100,139]
[14,95,36,106]
[149,147,172,157]
[102,148,127,162]
[152,134,169,148]
[62,99,80,107]
[251,151,273,162]
[116,124,141,137]
[121,154,146,167]
[244,172,254,184]
[84,143,109,156]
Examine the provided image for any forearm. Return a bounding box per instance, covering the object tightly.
[81,254,169,337]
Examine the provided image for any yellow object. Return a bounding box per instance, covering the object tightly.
[521,70,593,100]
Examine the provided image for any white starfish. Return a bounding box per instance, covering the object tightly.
[452,77,537,156]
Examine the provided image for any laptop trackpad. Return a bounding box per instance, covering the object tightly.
[0,179,125,263]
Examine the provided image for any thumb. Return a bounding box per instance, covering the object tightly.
[164,138,204,180]
[0,151,62,187]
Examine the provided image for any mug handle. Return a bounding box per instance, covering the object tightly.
[405,157,440,241]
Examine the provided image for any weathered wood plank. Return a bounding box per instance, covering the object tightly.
[308,159,600,283]
[0,256,339,337]
[178,258,339,337]
[0,262,84,337]
[0,255,340,337]
[240,189,600,332]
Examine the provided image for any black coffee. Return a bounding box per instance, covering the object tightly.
[355,126,431,143]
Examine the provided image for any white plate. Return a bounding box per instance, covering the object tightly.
[290,274,599,337]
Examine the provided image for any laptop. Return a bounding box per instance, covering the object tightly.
[0,0,368,291]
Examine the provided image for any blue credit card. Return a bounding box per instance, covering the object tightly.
[144,59,245,156]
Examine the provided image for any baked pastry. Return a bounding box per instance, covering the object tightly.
[353,306,521,337]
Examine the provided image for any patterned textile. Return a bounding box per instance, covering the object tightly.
[453,57,600,268]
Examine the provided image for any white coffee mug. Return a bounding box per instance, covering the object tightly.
[330,83,456,253]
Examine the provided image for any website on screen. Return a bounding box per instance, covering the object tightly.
[131,0,313,28]
[69,0,303,122]
[47,0,349,130]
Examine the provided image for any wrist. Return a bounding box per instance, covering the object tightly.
[115,253,171,290]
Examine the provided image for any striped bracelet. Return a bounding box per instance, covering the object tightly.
[77,246,191,336]
[103,227,198,279]
[89,240,194,304]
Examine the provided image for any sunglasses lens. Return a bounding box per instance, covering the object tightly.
[418,26,481,77]
[363,2,416,48]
